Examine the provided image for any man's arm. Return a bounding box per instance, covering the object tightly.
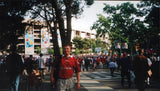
[50,66,54,83]
[76,72,80,89]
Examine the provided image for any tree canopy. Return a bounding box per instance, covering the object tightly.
[72,36,108,54]
[91,2,149,55]
[0,0,94,56]
[92,1,160,55]
[0,0,34,53]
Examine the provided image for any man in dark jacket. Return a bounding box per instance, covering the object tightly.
[6,45,24,91]
[120,52,131,87]
[133,49,149,91]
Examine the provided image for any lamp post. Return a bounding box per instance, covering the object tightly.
[119,30,122,58]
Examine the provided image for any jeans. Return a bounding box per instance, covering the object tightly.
[10,74,20,91]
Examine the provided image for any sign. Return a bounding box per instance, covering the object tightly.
[122,42,128,49]
[25,28,34,54]
[95,47,101,53]
[114,42,120,49]
[41,29,50,54]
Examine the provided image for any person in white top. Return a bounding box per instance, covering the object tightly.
[146,55,152,85]
[38,53,46,78]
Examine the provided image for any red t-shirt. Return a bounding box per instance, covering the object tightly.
[58,56,81,79]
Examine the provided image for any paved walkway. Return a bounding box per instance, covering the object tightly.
[1,68,160,91]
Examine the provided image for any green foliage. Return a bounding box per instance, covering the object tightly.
[138,1,160,48]
[72,37,107,53]
[85,0,94,5]
[48,48,54,55]
[92,2,148,53]
[35,47,41,54]
[91,14,111,38]
[60,47,63,55]
[75,48,79,55]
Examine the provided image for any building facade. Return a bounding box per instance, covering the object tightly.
[17,20,110,55]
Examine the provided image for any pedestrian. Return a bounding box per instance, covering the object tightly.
[25,55,35,76]
[109,59,116,76]
[46,55,53,72]
[50,43,81,91]
[133,49,149,91]
[38,53,46,79]
[24,55,36,87]
[120,52,131,87]
[146,54,152,85]
[92,57,96,71]
[84,57,90,71]
[6,45,24,91]
[81,58,85,71]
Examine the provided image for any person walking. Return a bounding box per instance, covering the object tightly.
[25,55,35,76]
[133,49,149,91]
[46,55,53,72]
[109,59,116,77]
[6,45,24,91]
[38,53,46,79]
[50,43,81,91]
[120,52,131,87]
[84,57,90,71]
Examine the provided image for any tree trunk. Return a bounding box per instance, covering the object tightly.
[64,0,73,44]
[44,4,61,58]
[52,0,66,47]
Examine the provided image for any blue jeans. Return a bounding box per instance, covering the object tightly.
[10,74,20,91]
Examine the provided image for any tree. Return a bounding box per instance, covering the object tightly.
[48,48,54,55]
[72,37,90,53]
[75,48,79,55]
[26,0,94,58]
[92,2,147,55]
[0,0,34,53]
[137,0,160,49]
[35,46,41,54]
[72,36,108,54]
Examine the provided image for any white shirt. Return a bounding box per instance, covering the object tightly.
[38,57,45,69]
[157,56,160,61]
[147,58,152,67]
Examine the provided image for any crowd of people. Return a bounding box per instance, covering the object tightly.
[0,48,54,91]
[0,44,160,91]
[75,49,160,91]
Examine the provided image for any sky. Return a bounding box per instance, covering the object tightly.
[72,1,140,31]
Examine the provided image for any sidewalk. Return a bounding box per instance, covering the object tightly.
[1,68,160,91]
[79,69,160,91]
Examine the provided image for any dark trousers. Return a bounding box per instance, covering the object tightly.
[135,77,145,91]
[121,71,131,87]
[110,68,115,76]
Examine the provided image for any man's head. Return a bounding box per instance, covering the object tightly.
[123,52,127,57]
[138,49,144,55]
[63,43,71,57]
[29,55,33,58]
[40,53,43,57]
[10,45,16,53]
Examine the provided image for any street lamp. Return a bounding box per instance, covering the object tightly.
[119,30,122,58]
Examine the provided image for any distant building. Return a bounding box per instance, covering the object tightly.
[17,20,110,55]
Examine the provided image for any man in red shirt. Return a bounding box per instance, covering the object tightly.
[51,43,81,91]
